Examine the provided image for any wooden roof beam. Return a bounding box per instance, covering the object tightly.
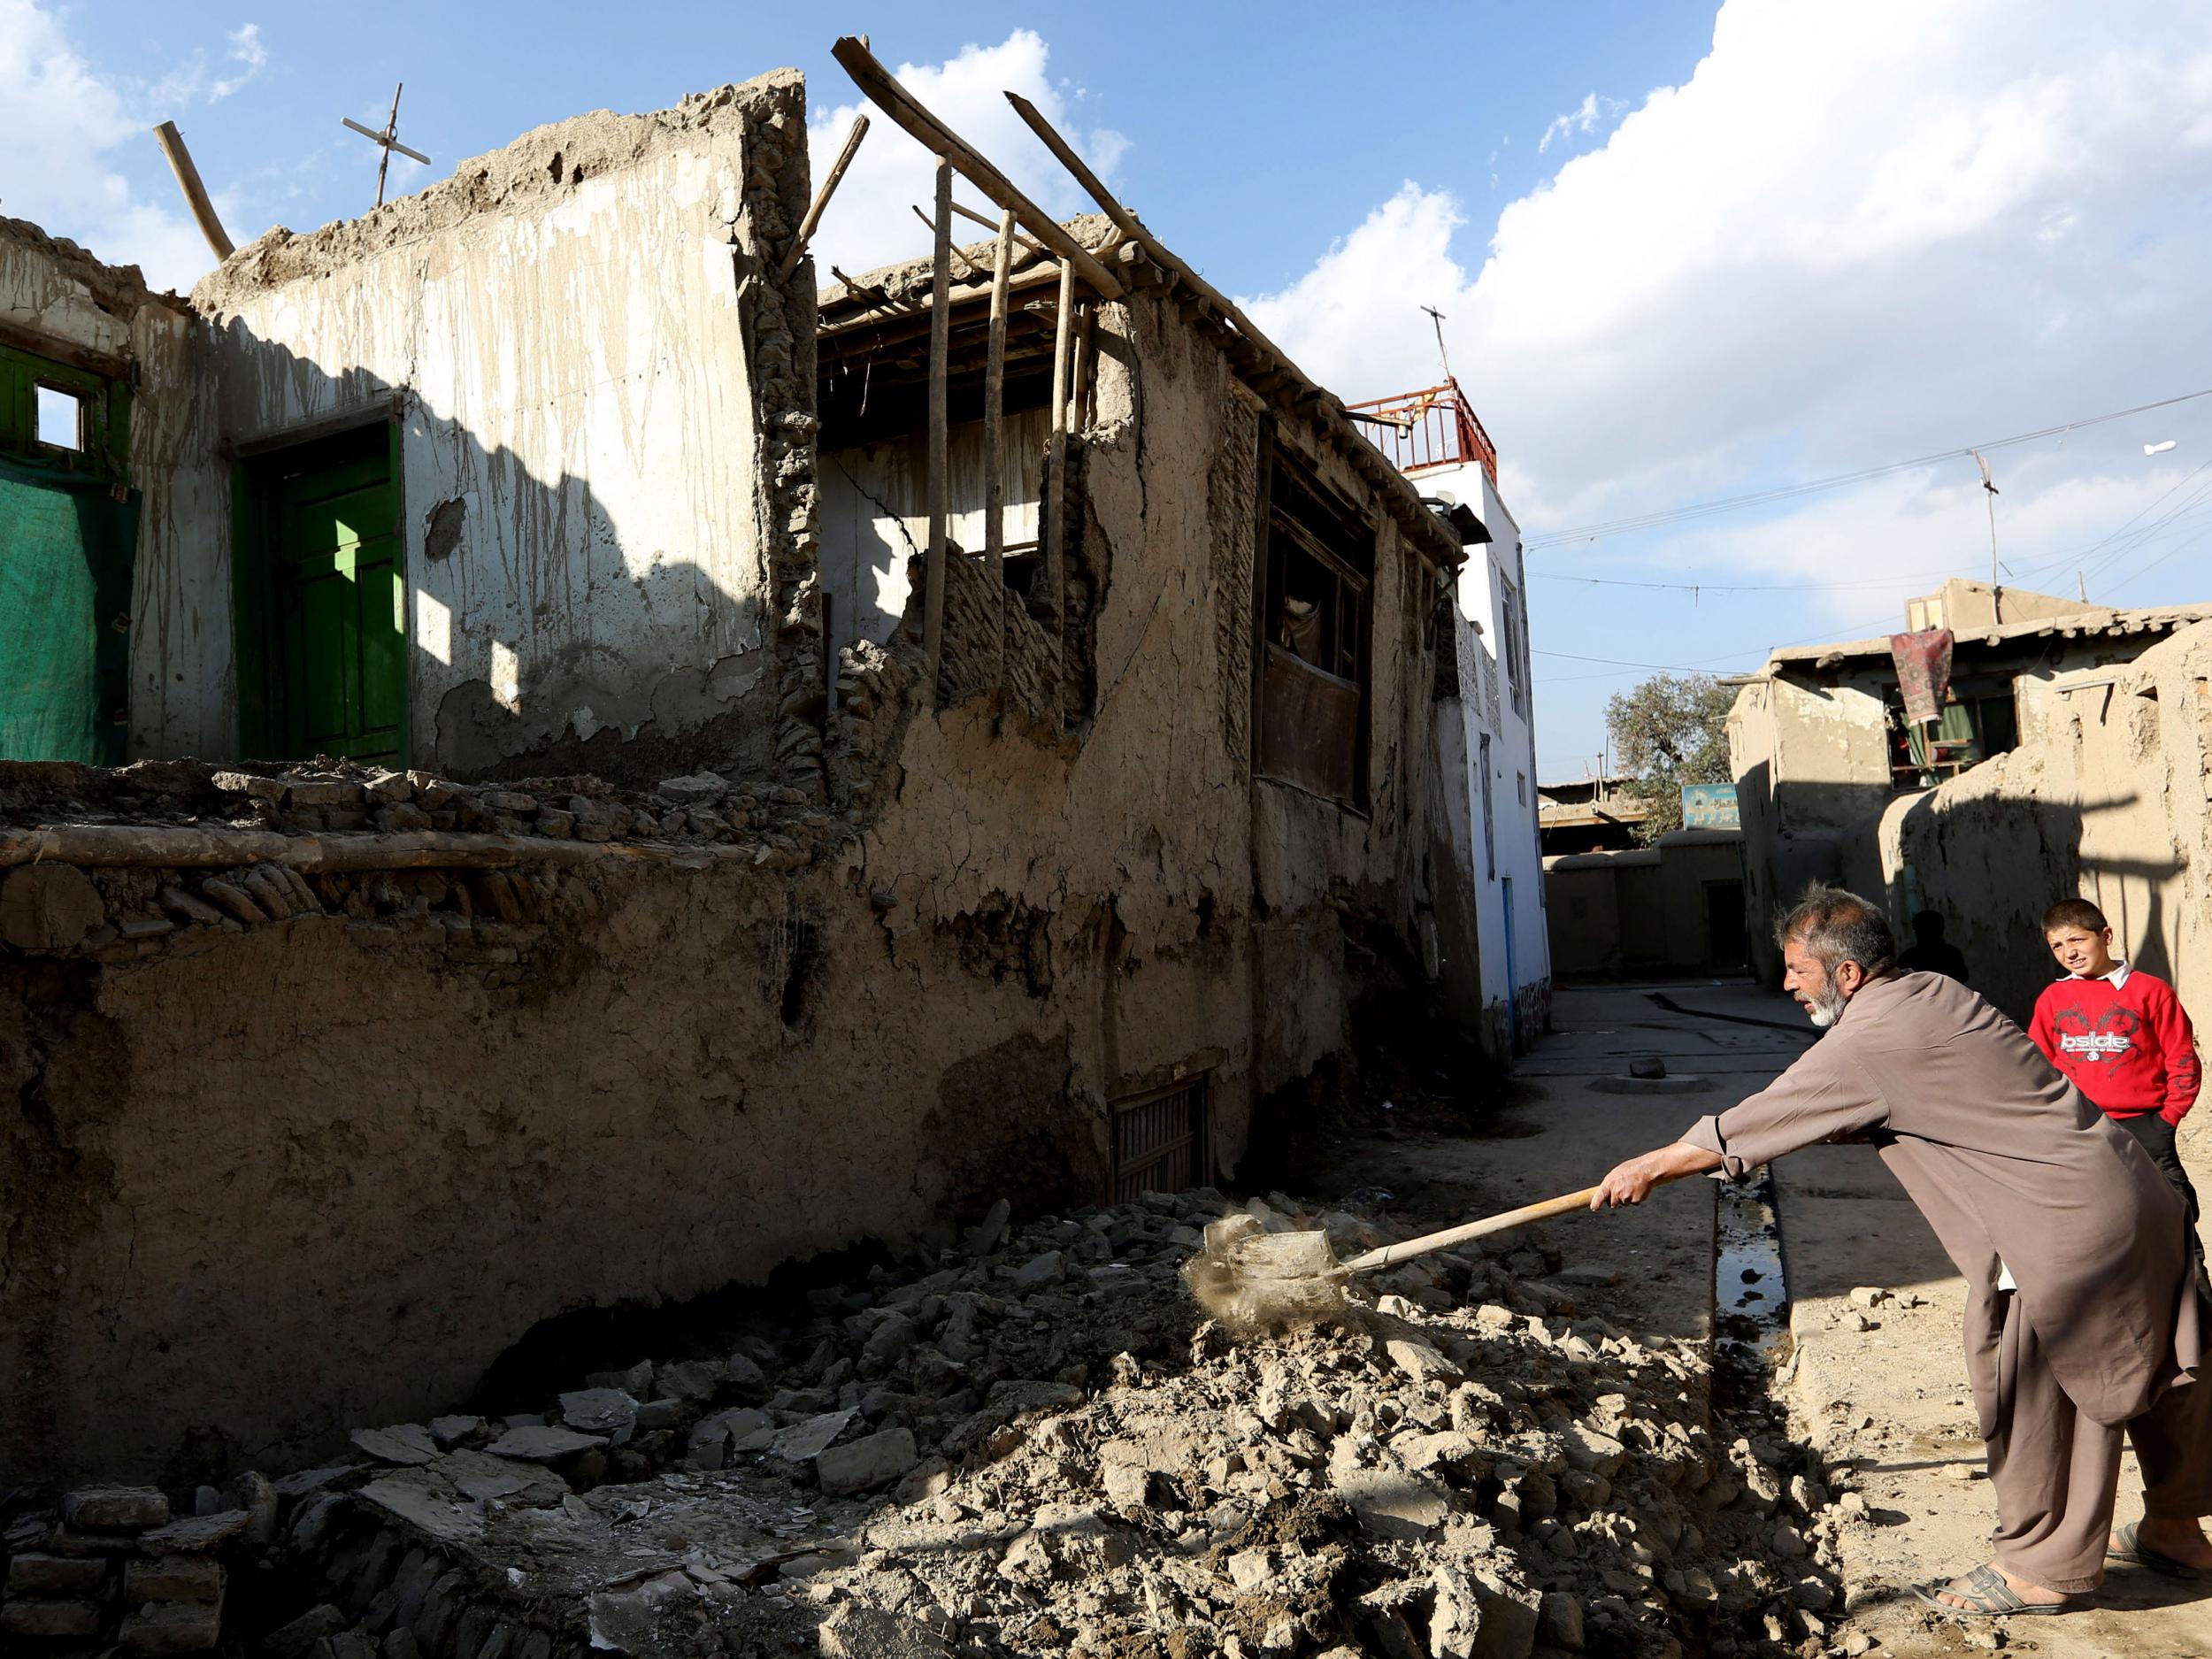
[830,37,1125,300]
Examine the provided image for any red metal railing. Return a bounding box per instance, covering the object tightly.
[1346,378,1498,487]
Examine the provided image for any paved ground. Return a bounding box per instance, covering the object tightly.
[1623,979,2212,1659]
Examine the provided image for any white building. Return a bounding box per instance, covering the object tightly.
[1356,380,1553,1057]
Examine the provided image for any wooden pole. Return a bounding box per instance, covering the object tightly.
[922,156,954,697]
[1041,257,1075,635]
[1004,89,1300,379]
[984,207,1016,680]
[948,197,1048,257]
[1071,301,1096,433]
[829,37,1124,300]
[777,112,870,280]
[375,84,403,209]
[909,206,979,278]
[150,121,234,260]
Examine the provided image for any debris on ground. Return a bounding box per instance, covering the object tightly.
[1,1190,1864,1658]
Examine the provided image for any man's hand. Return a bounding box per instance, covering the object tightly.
[1588,1141,1726,1210]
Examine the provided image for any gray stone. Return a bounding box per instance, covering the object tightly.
[211,770,286,801]
[428,1415,483,1449]
[8,1552,110,1593]
[124,1554,223,1603]
[1384,1337,1463,1386]
[1328,1443,1450,1540]
[270,1466,351,1501]
[1539,1592,1586,1652]
[558,1389,638,1438]
[818,1602,952,1657]
[584,1361,654,1396]
[586,1570,692,1655]
[261,1604,348,1659]
[652,1360,727,1403]
[436,1450,568,1507]
[63,1485,170,1531]
[1008,1250,1064,1288]
[963,1198,1011,1256]
[484,1425,606,1462]
[770,1409,856,1463]
[1,1598,104,1639]
[1560,1424,1626,1477]
[119,1599,223,1655]
[352,1424,440,1465]
[655,772,729,805]
[817,1426,919,1495]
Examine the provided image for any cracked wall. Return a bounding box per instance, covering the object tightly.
[183,73,814,788]
[1,116,1463,1485]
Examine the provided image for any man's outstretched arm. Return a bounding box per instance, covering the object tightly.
[1590,1141,1726,1209]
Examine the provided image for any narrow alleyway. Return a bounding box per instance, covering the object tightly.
[1502,979,2212,1659]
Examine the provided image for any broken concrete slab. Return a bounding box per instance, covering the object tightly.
[482,1425,605,1462]
[817,1426,918,1495]
[350,1424,439,1465]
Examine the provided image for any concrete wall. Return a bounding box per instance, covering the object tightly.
[1428,458,1550,1055]
[183,74,813,785]
[0,219,234,759]
[0,212,1465,1483]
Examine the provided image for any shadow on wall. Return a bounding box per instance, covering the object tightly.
[1870,788,2175,1027]
[215,319,792,791]
[1738,764,1900,982]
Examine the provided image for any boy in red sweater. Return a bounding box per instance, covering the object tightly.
[2029,899,2201,1232]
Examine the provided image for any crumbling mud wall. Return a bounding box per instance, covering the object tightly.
[1847,620,2212,1029]
[181,72,817,788]
[0,219,233,760]
[0,273,1455,1488]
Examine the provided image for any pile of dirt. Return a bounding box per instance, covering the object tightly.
[4,1192,1863,1659]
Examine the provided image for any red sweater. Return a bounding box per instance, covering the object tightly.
[2028,966,2200,1125]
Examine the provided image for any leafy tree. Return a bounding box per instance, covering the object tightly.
[1604,673,1734,843]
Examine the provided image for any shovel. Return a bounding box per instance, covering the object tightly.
[1181,1171,1696,1330]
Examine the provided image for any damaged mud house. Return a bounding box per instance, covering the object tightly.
[2,21,1562,1571]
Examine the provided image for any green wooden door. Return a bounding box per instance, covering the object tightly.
[272,448,403,762]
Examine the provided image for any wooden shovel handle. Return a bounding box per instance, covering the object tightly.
[1337,1167,1697,1275]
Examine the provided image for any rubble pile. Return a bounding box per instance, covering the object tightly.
[1,1487,243,1654]
[1,1194,1859,1659]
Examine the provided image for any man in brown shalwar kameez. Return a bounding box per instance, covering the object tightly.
[1592,888,2211,1616]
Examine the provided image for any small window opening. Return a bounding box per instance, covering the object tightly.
[36,385,86,452]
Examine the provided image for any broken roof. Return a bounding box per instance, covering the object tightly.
[822,214,1466,572]
[1763,602,2212,672]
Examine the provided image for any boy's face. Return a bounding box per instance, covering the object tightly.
[2046,924,2117,978]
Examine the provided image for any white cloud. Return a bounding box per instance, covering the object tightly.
[1244,0,2212,634]
[803,30,1130,282]
[0,3,265,292]
[1538,92,1624,155]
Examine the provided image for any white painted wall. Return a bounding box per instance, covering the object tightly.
[202,121,779,777]
[1430,458,1552,1053]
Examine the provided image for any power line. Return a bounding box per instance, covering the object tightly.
[1522,387,2212,550]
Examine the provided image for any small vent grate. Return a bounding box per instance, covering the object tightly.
[1111,1075,1210,1203]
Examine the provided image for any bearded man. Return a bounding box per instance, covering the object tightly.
[1593,887,2210,1617]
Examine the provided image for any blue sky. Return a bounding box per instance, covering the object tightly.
[10,1,2212,779]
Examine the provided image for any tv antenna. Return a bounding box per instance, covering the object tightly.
[343,82,433,209]
[1420,303,1453,383]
